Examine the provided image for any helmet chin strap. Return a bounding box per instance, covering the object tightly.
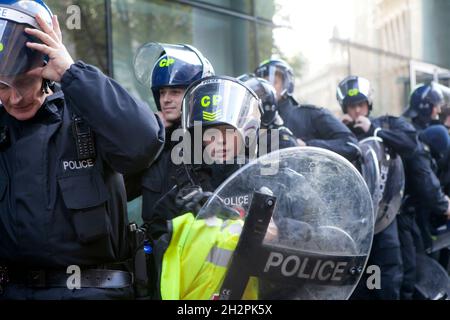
[41,79,55,94]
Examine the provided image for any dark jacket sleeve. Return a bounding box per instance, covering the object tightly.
[406,150,449,216]
[373,116,418,157]
[60,61,165,174]
[306,108,359,161]
[124,171,143,201]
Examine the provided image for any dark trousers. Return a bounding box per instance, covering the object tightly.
[351,219,403,300]
[397,213,425,300]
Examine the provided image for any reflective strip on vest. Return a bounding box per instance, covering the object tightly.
[161,213,255,300]
[207,246,234,268]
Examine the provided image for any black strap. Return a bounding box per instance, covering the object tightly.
[7,268,133,289]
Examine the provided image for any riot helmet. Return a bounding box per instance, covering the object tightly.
[404,82,445,123]
[182,76,262,162]
[238,73,278,127]
[255,59,295,101]
[134,42,214,110]
[0,0,52,88]
[337,76,373,113]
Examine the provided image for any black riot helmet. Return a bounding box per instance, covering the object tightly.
[404,82,445,122]
[237,73,278,127]
[336,76,373,113]
[255,59,295,101]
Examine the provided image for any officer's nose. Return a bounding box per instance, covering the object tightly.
[8,87,23,105]
[161,92,171,104]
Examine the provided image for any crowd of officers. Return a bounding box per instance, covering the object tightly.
[0,0,449,300]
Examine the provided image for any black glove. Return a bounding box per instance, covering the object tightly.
[175,186,213,215]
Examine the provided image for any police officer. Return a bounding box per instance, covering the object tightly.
[0,1,164,299]
[255,59,358,161]
[400,128,450,299]
[150,76,262,223]
[237,74,297,152]
[403,82,446,132]
[336,76,415,300]
[399,84,450,299]
[416,126,450,250]
[150,76,262,298]
[125,43,214,240]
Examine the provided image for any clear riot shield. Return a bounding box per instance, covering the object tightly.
[359,137,405,234]
[415,254,450,300]
[192,147,374,300]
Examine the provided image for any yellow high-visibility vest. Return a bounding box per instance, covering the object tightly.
[160,213,257,300]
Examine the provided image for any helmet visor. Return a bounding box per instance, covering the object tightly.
[337,77,372,107]
[134,42,213,88]
[0,19,44,84]
[182,77,261,135]
[255,62,293,97]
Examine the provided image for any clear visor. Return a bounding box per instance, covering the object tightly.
[337,77,371,104]
[256,65,288,96]
[0,19,44,86]
[435,83,450,107]
[182,78,261,134]
[134,42,210,87]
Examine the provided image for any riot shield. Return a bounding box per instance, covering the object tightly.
[193,147,374,300]
[414,254,449,300]
[359,137,405,234]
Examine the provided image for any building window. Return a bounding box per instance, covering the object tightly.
[111,0,276,110]
[47,0,108,74]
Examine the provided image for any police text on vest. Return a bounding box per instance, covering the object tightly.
[63,159,95,171]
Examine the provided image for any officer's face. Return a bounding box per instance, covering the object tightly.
[159,87,185,124]
[346,101,369,121]
[273,72,284,102]
[203,125,243,163]
[431,104,443,120]
[0,72,46,121]
[444,115,450,128]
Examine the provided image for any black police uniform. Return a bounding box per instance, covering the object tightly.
[277,97,359,161]
[259,115,298,153]
[399,141,449,299]
[435,147,450,271]
[125,123,180,222]
[350,115,417,300]
[406,119,450,286]
[0,61,165,299]
[148,160,243,299]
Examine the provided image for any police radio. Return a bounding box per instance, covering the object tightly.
[72,116,96,160]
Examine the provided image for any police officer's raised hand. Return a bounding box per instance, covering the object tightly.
[296,138,307,147]
[24,14,74,82]
[354,116,372,133]
[341,114,354,126]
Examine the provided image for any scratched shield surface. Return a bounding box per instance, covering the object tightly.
[195,147,374,300]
